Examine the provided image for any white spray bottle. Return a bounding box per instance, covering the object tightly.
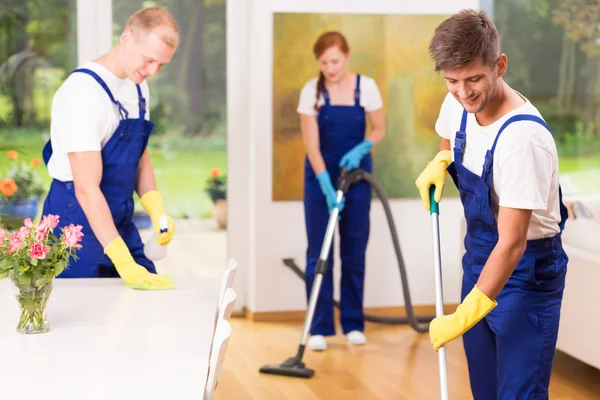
[144,215,169,261]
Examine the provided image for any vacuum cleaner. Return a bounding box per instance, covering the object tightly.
[259,168,438,379]
[282,167,434,329]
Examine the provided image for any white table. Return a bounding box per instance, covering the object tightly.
[0,277,220,400]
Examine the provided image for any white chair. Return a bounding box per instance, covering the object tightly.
[205,275,237,396]
[218,258,238,306]
[204,318,232,400]
[214,259,238,325]
[218,287,237,322]
[208,288,236,368]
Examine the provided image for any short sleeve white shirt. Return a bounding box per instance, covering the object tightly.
[435,92,562,240]
[47,61,150,182]
[296,75,383,116]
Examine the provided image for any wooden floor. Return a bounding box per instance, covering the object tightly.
[217,317,600,400]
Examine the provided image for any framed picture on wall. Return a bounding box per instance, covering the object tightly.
[268,0,481,202]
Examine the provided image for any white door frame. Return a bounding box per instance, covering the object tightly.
[226,0,252,312]
[76,0,112,65]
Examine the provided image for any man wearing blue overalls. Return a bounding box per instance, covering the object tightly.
[41,7,178,290]
[416,10,568,399]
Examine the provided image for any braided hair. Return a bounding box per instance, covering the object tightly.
[314,72,325,111]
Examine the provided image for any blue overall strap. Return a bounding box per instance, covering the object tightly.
[71,68,129,119]
[484,113,567,232]
[491,114,550,154]
[454,109,469,161]
[459,108,468,131]
[354,74,361,105]
[135,84,146,120]
[483,114,550,184]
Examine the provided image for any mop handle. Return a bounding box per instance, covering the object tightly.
[430,186,449,400]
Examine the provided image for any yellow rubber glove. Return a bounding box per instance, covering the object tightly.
[105,236,176,290]
[140,190,175,246]
[415,150,453,211]
[429,285,497,351]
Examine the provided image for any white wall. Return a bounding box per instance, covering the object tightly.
[227,0,480,313]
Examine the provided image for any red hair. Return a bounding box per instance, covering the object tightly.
[312,31,350,111]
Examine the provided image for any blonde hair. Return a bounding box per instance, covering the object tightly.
[125,7,179,48]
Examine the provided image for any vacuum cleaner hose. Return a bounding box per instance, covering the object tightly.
[283,168,433,334]
[361,171,432,332]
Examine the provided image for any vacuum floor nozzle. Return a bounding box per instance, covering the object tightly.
[259,356,315,379]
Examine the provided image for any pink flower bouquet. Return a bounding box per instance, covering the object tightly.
[0,215,83,334]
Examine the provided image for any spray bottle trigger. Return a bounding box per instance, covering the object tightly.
[159,215,169,233]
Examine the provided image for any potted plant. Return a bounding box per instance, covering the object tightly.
[0,150,45,229]
[204,168,227,229]
[0,215,83,334]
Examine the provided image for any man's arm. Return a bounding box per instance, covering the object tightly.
[477,138,554,299]
[476,207,532,300]
[70,150,174,290]
[69,151,119,247]
[135,148,157,198]
[428,205,530,351]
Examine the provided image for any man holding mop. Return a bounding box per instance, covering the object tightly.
[41,7,178,290]
[416,9,569,399]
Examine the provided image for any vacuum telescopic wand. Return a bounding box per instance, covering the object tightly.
[430,185,449,400]
[259,168,351,379]
[259,195,342,379]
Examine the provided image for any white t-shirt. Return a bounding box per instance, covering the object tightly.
[47,61,150,182]
[296,75,383,115]
[435,92,562,240]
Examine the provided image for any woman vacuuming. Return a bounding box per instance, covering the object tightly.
[296,31,386,351]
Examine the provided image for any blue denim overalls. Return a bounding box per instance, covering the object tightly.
[303,74,372,336]
[42,68,156,278]
[447,110,569,399]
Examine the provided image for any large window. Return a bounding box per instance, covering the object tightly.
[495,0,600,197]
[112,1,227,220]
[0,0,77,224]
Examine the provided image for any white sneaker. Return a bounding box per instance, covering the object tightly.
[346,330,367,345]
[308,335,327,351]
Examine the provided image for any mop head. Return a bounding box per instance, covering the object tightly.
[259,356,315,379]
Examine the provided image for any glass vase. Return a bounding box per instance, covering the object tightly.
[9,270,53,334]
